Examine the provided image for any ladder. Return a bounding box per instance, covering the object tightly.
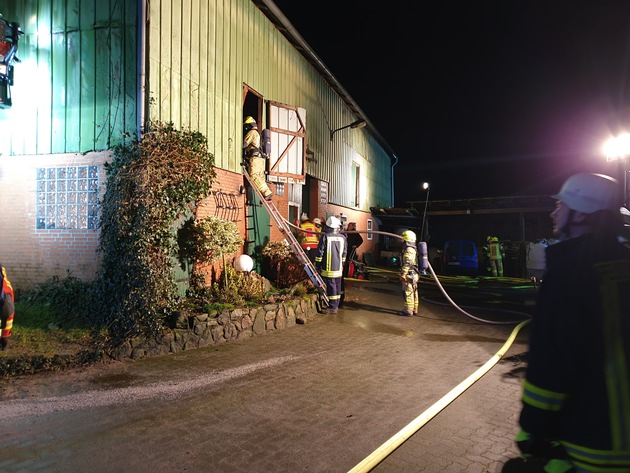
[242,166,329,307]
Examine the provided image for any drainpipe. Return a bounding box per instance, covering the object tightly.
[391,153,398,207]
[137,0,148,136]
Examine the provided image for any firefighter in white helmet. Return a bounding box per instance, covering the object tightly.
[315,216,347,314]
[400,230,419,316]
[242,116,273,201]
[514,173,630,472]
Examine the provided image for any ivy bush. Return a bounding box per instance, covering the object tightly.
[96,122,217,345]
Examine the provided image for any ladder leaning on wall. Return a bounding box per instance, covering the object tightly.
[242,166,329,308]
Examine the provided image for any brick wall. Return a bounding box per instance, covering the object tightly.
[0,152,109,291]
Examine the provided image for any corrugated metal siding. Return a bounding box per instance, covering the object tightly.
[147,0,392,208]
[0,0,138,156]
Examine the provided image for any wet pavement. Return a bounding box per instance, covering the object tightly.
[0,277,530,473]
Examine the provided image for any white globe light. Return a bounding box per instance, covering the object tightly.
[234,254,254,272]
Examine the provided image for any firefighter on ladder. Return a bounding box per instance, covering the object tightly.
[242,116,273,201]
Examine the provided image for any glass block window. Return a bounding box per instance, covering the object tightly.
[36,166,99,230]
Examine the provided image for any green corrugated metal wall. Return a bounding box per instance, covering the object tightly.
[0,0,392,209]
[147,0,393,209]
[0,0,138,155]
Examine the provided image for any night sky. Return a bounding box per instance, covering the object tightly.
[272,1,630,206]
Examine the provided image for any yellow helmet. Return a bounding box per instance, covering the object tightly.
[402,230,416,243]
[244,116,257,126]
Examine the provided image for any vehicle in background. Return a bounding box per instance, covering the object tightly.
[442,240,479,276]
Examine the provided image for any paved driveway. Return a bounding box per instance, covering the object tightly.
[0,279,530,473]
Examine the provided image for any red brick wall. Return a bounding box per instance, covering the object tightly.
[0,152,109,291]
[0,156,380,291]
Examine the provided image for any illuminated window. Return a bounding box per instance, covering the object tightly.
[36,166,99,230]
[352,162,360,207]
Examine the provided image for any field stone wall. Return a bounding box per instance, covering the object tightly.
[110,295,320,361]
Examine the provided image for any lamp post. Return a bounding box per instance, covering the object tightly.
[420,182,430,242]
[602,133,630,208]
[330,119,366,141]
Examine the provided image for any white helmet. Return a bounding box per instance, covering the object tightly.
[326,216,341,229]
[553,173,619,214]
[300,212,309,222]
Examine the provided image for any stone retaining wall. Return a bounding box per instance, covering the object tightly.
[110,295,320,360]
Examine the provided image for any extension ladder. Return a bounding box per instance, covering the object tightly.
[242,166,329,307]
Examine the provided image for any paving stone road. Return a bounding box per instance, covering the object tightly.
[0,279,530,473]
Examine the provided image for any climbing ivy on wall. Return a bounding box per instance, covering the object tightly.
[96,122,217,345]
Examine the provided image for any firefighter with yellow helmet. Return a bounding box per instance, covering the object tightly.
[513,173,630,472]
[242,116,273,201]
[486,235,504,276]
[400,230,419,316]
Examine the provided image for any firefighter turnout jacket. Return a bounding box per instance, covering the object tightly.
[518,233,630,472]
[1,265,15,342]
[315,228,347,278]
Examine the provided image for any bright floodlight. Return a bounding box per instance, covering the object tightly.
[603,133,630,161]
[422,182,429,190]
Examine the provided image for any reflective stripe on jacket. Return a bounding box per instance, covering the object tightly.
[519,234,630,472]
[315,231,347,278]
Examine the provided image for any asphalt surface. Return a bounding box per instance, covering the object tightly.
[0,275,531,473]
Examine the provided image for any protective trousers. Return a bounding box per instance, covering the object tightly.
[249,156,273,200]
[402,278,418,315]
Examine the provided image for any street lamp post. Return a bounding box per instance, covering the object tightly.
[420,182,430,242]
[602,133,630,208]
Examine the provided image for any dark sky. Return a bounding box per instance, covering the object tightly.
[272,1,630,206]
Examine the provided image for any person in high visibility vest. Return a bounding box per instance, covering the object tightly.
[1,264,15,350]
[299,213,320,262]
[513,173,630,473]
[400,230,419,316]
[315,216,347,314]
[242,116,273,201]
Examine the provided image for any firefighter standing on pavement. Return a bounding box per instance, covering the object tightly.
[1,264,15,350]
[486,235,504,276]
[315,216,347,314]
[242,116,273,201]
[400,230,419,316]
[514,173,630,473]
[299,212,320,262]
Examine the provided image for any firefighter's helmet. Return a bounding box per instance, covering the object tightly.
[553,173,619,214]
[312,218,322,226]
[326,216,341,229]
[402,230,417,243]
[300,212,309,222]
[244,116,257,127]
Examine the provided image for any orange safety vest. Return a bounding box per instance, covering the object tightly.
[1,265,15,339]
[300,221,320,249]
